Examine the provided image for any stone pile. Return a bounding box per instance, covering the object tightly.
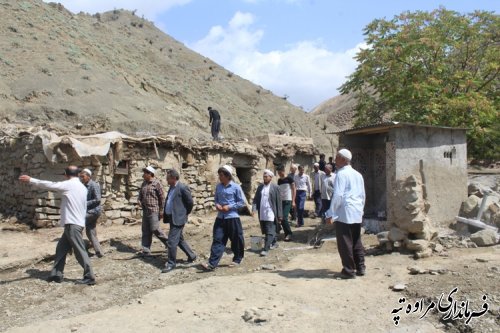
[459,179,500,229]
[379,175,437,258]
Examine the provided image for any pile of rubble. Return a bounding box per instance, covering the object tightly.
[460,179,500,229]
[377,174,499,258]
[377,175,437,258]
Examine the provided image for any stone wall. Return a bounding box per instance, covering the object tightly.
[0,132,316,227]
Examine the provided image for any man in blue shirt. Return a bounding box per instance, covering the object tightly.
[202,165,245,270]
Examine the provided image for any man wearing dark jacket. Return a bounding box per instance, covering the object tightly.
[208,106,221,140]
[252,169,283,256]
[162,169,197,273]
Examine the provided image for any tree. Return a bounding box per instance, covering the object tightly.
[340,8,499,159]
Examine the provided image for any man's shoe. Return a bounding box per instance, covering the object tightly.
[75,278,96,285]
[161,265,175,273]
[201,262,215,271]
[356,270,366,276]
[260,250,268,257]
[228,261,240,268]
[284,235,292,242]
[47,275,63,283]
[187,255,197,263]
[270,243,279,250]
[96,252,104,258]
[338,271,356,280]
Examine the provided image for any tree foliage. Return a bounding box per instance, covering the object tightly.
[340,8,499,159]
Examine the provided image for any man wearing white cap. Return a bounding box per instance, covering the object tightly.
[311,162,325,218]
[202,165,246,270]
[138,166,168,255]
[79,168,103,258]
[325,149,366,279]
[252,169,283,256]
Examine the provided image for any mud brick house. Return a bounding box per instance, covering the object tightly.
[336,122,467,237]
[0,128,316,227]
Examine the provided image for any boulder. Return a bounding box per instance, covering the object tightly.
[377,231,389,244]
[470,229,498,247]
[405,239,429,252]
[467,183,482,196]
[461,195,481,217]
[388,227,407,242]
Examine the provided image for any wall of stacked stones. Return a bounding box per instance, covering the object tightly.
[0,136,312,228]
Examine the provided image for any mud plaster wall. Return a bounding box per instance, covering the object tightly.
[390,127,467,225]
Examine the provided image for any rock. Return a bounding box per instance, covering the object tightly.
[177,309,183,313]
[70,328,78,332]
[405,239,429,252]
[476,258,489,263]
[470,229,498,247]
[236,297,245,301]
[388,227,407,242]
[407,266,426,275]
[377,231,389,244]
[468,183,482,196]
[415,248,433,259]
[461,195,481,217]
[392,283,406,291]
[260,264,276,271]
[242,308,270,324]
[432,243,444,253]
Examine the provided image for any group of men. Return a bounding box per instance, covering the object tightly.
[18,148,366,284]
[245,149,366,279]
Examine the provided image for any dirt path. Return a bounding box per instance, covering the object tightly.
[1,215,498,333]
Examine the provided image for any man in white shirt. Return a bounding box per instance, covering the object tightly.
[19,166,96,285]
[294,165,311,227]
[252,169,283,256]
[319,164,335,223]
[325,149,366,279]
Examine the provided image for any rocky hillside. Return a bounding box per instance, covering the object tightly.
[310,92,358,133]
[0,0,328,149]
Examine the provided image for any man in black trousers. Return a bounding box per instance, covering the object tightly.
[208,106,221,140]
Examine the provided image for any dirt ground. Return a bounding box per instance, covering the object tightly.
[1,208,498,333]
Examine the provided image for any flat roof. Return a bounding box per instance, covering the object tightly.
[328,122,468,135]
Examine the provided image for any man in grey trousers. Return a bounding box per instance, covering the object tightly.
[79,168,103,258]
[252,169,283,257]
[138,166,169,255]
[19,166,96,285]
[162,169,197,273]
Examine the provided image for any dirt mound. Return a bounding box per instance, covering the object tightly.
[0,0,328,149]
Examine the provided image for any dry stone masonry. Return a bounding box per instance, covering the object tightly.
[0,128,316,228]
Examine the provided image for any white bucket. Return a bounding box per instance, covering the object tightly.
[250,236,263,251]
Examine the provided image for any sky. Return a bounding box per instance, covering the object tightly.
[44,1,498,111]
